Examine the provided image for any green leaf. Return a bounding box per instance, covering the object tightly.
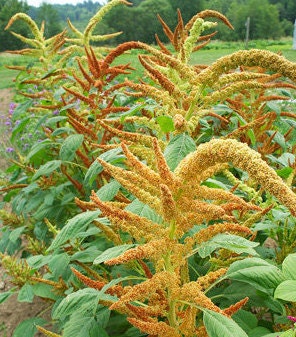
[156,115,174,133]
[125,198,162,224]
[9,226,25,243]
[164,133,196,170]
[232,310,257,333]
[12,100,33,118]
[197,234,259,258]
[70,246,103,263]
[26,139,52,161]
[203,309,248,337]
[32,160,62,180]
[59,134,84,161]
[282,253,296,280]
[63,313,109,337]
[274,280,296,301]
[11,117,30,143]
[26,255,52,269]
[84,160,103,186]
[0,290,14,304]
[17,284,34,303]
[48,210,101,251]
[248,327,276,337]
[276,167,293,179]
[53,288,101,319]
[48,253,71,279]
[227,258,285,292]
[96,180,121,201]
[94,244,136,265]
[31,283,60,300]
[12,317,47,337]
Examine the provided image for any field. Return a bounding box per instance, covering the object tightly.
[0,39,295,89]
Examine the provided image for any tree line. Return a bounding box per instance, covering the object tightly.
[0,0,295,52]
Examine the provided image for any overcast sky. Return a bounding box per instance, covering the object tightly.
[26,0,106,6]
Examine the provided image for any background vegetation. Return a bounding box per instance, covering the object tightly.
[0,0,296,51]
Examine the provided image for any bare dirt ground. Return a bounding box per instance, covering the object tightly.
[0,89,50,337]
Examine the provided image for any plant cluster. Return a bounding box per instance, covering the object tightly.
[0,1,296,336]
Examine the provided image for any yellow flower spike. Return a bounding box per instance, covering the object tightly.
[201,81,266,109]
[5,13,43,42]
[37,326,61,337]
[83,0,131,46]
[93,220,123,245]
[197,49,296,86]
[127,317,181,337]
[183,19,217,63]
[175,138,296,216]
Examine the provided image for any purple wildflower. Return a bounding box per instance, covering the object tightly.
[6,147,14,153]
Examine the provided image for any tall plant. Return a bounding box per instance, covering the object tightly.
[1,1,296,336]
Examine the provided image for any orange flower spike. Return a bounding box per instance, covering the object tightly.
[155,33,172,55]
[98,160,162,213]
[126,303,165,319]
[196,268,228,291]
[152,138,175,187]
[98,157,160,197]
[223,297,249,316]
[138,55,177,95]
[98,120,154,148]
[90,191,164,240]
[194,223,252,244]
[71,267,124,296]
[71,267,106,290]
[180,283,222,313]
[127,318,181,337]
[104,239,167,265]
[178,306,198,337]
[157,14,174,44]
[121,142,161,186]
[113,271,175,306]
[186,9,234,31]
[160,184,178,223]
[77,57,95,85]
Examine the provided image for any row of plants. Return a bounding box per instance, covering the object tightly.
[0,0,296,336]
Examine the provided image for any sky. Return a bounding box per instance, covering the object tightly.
[26,0,106,6]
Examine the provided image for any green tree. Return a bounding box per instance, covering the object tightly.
[103,0,175,44]
[36,3,62,38]
[168,0,205,24]
[0,0,29,51]
[217,0,283,40]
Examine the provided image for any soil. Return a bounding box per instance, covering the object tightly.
[0,89,50,337]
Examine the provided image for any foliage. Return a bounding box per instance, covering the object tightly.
[0,1,296,337]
